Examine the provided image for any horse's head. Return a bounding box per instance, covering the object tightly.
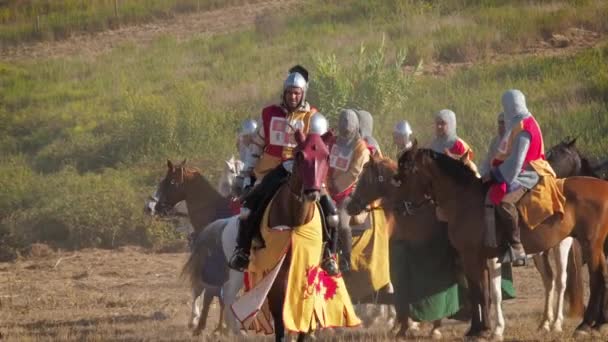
[393,140,442,200]
[546,137,581,178]
[154,159,189,216]
[291,128,331,202]
[347,155,396,216]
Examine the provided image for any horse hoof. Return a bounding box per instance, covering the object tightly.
[538,322,551,332]
[597,323,608,335]
[573,329,590,338]
[491,333,504,342]
[431,329,442,340]
[192,329,202,337]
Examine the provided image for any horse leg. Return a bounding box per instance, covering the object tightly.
[488,258,505,341]
[576,239,607,335]
[193,288,214,336]
[533,252,555,331]
[552,237,573,332]
[215,298,226,334]
[223,269,244,335]
[268,260,290,342]
[462,254,491,337]
[189,285,203,329]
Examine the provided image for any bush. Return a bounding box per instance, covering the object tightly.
[309,39,415,122]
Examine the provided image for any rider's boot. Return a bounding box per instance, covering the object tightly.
[338,225,353,274]
[497,201,526,267]
[228,217,253,272]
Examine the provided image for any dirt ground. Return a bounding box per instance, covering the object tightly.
[0,246,602,341]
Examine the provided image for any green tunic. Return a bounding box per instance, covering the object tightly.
[390,229,461,322]
[390,233,516,323]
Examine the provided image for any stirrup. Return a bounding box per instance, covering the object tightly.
[508,246,528,267]
[228,249,250,272]
[321,256,340,276]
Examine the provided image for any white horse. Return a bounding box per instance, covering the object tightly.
[182,216,244,335]
[490,237,577,340]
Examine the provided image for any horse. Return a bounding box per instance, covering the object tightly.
[394,143,608,338]
[546,137,605,179]
[230,130,360,342]
[153,159,241,335]
[346,155,451,339]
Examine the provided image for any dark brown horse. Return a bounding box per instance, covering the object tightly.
[236,130,357,342]
[346,156,447,338]
[395,143,608,338]
[546,137,605,179]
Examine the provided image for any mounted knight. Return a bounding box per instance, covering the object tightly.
[228,65,339,274]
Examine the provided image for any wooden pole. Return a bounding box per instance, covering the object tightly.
[114,0,118,17]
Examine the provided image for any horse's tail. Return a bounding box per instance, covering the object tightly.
[565,238,585,318]
[180,219,225,291]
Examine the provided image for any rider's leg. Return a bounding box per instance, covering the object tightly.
[319,192,339,276]
[496,187,527,266]
[337,201,353,273]
[229,165,290,271]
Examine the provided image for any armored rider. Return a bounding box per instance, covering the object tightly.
[229,65,339,275]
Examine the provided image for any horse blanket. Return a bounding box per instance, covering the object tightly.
[231,198,361,333]
[517,160,566,229]
[343,207,390,300]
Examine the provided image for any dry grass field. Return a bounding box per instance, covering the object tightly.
[0,246,601,341]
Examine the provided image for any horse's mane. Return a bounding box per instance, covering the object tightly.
[375,157,397,173]
[419,148,480,185]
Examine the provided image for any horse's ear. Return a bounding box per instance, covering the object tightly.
[179,159,187,167]
[411,138,418,152]
[167,160,173,169]
[224,160,233,169]
[568,137,577,147]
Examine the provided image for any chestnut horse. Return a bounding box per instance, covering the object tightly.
[395,144,608,338]
[346,156,448,338]
[233,130,358,342]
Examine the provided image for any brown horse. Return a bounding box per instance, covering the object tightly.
[395,143,608,338]
[346,156,447,338]
[155,160,234,234]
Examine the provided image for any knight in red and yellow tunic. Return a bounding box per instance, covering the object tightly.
[229,66,317,272]
[482,89,547,265]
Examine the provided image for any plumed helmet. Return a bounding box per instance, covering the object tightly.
[239,118,258,136]
[394,120,412,137]
[309,113,328,135]
[283,65,309,107]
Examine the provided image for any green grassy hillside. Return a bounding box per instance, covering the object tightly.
[1,0,607,259]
